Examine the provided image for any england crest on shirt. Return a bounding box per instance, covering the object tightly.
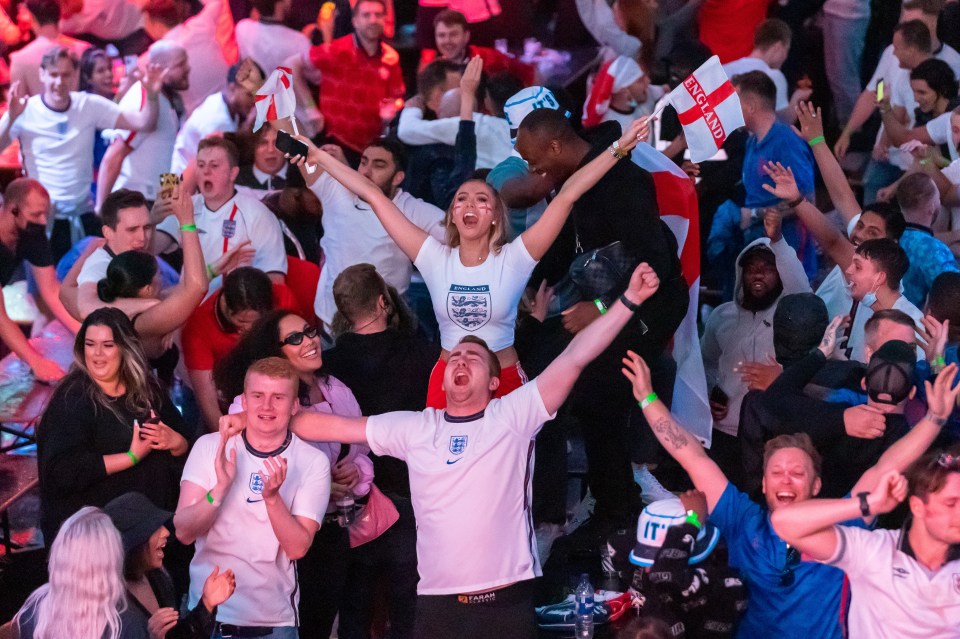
[447,284,490,331]
[449,435,468,455]
[249,472,264,494]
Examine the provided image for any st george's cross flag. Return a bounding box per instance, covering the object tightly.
[666,56,744,163]
[631,143,712,445]
[253,67,297,132]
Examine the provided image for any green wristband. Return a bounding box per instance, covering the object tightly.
[639,392,658,409]
[180,223,197,232]
[685,510,702,529]
[126,450,139,466]
[206,264,217,279]
[807,135,825,148]
[593,298,607,315]
[205,490,215,504]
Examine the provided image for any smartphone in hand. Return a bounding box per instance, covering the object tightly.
[275,130,310,158]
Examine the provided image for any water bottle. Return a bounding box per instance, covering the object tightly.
[574,573,594,638]
[336,490,355,527]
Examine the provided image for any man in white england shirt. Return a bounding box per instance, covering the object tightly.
[154,136,287,294]
[175,356,330,639]
[304,138,444,329]
[0,46,163,259]
[97,40,190,208]
[221,263,664,638]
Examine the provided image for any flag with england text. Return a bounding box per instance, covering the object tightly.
[666,56,744,163]
[254,67,297,132]
[631,144,712,445]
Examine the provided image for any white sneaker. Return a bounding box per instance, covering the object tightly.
[633,465,673,503]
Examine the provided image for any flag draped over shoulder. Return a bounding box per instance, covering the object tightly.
[253,67,296,132]
[666,56,744,163]
[631,144,713,445]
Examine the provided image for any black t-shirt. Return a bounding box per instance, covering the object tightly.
[323,328,439,499]
[37,374,190,542]
[0,224,54,286]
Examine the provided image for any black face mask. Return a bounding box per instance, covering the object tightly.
[22,222,47,235]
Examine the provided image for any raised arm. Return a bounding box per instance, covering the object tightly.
[537,262,660,414]
[291,137,428,261]
[520,117,649,261]
[95,138,133,213]
[771,470,907,561]
[114,64,162,132]
[0,81,26,152]
[878,96,934,147]
[131,189,209,336]
[835,88,882,160]
[622,351,729,511]
[218,410,370,446]
[762,160,855,269]
[796,103,862,222]
[852,363,960,495]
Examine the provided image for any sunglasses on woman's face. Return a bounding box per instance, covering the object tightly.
[279,325,319,347]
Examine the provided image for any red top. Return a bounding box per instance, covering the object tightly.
[182,283,302,371]
[698,0,772,63]
[309,34,406,153]
[419,44,535,86]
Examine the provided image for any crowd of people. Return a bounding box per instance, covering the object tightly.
[0,0,957,637]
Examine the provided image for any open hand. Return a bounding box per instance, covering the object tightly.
[916,316,949,364]
[213,428,238,491]
[259,455,288,501]
[6,80,26,122]
[761,161,801,202]
[924,362,960,424]
[201,565,236,611]
[460,55,483,96]
[818,315,847,358]
[621,349,654,403]
[211,240,254,278]
[794,102,824,142]
[143,62,166,95]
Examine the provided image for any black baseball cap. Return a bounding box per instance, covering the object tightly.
[103,492,172,553]
[865,340,916,405]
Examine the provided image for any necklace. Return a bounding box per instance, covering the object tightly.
[354,308,384,333]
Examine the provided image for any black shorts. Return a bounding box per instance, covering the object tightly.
[413,579,536,639]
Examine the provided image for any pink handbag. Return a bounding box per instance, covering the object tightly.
[348,484,400,548]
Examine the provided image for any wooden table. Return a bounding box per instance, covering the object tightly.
[0,321,73,454]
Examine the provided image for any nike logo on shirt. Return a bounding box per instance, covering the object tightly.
[246,497,263,503]
[446,458,462,465]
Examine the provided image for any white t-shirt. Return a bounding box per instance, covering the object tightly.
[157,0,230,115]
[235,19,310,79]
[76,246,114,286]
[722,56,789,112]
[6,92,121,207]
[309,173,445,326]
[155,190,288,294]
[397,107,513,170]
[827,525,960,639]
[846,293,925,363]
[366,380,554,594]
[181,432,330,627]
[171,92,237,174]
[923,111,958,162]
[104,83,181,200]
[940,159,960,230]
[59,0,143,41]
[414,235,537,351]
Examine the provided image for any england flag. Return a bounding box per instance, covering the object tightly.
[666,56,745,163]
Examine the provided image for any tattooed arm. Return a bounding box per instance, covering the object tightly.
[622,351,730,511]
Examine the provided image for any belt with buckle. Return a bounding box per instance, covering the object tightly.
[217,624,275,637]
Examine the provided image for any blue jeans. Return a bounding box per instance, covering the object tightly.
[823,11,870,122]
[212,626,297,639]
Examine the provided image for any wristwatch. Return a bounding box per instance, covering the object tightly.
[856,492,871,518]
